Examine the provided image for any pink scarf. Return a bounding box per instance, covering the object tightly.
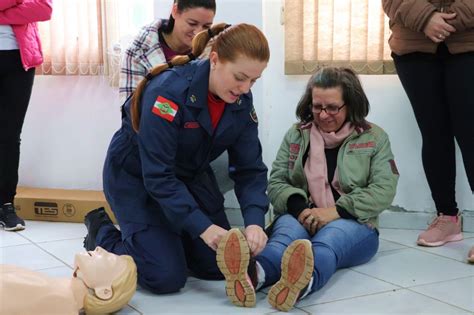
[304,122,354,208]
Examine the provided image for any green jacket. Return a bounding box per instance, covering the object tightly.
[268,122,399,229]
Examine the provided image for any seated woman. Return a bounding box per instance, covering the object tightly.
[0,247,137,315]
[217,67,399,312]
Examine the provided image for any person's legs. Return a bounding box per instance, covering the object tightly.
[393,48,463,247]
[216,215,309,308]
[94,218,188,294]
[393,49,458,214]
[444,50,474,192]
[0,50,34,231]
[256,214,310,286]
[445,50,474,262]
[308,219,379,292]
[182,209,231,280]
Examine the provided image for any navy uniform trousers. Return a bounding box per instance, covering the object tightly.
[96,179,230,294]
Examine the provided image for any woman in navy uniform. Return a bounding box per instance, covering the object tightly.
[84,23,270,294]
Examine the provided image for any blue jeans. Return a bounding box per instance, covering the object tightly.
[256,214,379,293]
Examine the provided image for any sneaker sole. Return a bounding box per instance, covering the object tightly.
[216,228,256,307]
[268,239,314,312]
[0,222,25,232]
[417,233,463,247]
[468,256,474,264]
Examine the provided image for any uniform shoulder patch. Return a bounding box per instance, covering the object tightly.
[152,96,178,122]
[250,106,258,123]
[389,159,399,175]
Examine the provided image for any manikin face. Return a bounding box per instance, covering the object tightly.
[208,52,267,104]
[74,247,127,300]
[171,5,214,49]
[311,87,348,133]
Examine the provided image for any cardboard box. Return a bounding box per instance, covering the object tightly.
[14,187,117,223]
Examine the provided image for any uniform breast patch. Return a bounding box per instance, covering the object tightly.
[152,96,178,122]
[184,121,200,129]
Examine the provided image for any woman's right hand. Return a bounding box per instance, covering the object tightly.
[423,12,457,43]
[200,224,228,251]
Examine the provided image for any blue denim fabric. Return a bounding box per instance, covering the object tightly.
[256,214,379,293]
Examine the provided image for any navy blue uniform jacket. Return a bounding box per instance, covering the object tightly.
[103,59,269,239]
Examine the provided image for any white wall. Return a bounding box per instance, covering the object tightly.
[19,76,121,190]
[18,0,472,213]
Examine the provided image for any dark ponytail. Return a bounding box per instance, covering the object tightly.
[131,23,229,132]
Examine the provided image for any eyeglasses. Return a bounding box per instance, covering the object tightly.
[311,104,345,115]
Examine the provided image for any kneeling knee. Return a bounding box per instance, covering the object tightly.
[139,269,187,294]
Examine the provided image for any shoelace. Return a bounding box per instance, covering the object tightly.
[427,215,453,230]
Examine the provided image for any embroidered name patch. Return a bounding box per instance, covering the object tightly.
[348,141,375,150]
[289,143,300,154]
[184,121,200,129]
[152,96,178,122]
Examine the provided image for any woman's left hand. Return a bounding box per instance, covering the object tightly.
[244,225,268,256]
[298,207,340,235]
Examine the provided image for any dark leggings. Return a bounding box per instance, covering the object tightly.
[0,50,35,205]
[392,43,474,215]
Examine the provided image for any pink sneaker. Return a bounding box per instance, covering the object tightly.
[417,214,463,247]
[468,246,474,264]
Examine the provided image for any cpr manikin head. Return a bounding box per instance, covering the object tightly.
[74,247,137,314]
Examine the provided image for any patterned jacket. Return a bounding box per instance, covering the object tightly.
[119,19,167,103]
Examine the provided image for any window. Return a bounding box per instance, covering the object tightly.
[284,0,395,75]
[38,0,153,80]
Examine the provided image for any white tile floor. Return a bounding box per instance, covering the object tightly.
[1,221,473,315]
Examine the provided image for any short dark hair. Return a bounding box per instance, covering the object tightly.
[163,0,217,34]
[295,67,370,127]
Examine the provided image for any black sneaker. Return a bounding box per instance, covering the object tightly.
[0,203,26,231]
[83,207,113,251]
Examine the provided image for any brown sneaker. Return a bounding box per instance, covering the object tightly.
[268,239,314,312]
[216,228,256,307]
[417,214,463,247]
[468,246,474,264]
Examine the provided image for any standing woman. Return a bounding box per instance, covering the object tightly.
[0,0,52,231]
[120,0,216,103]
[383,0,473,256]
[84,23,270,294]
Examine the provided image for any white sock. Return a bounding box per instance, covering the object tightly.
[255,261,266,291]
[299,276,314,300]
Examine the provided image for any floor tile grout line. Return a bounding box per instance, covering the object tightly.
[348,268,406,289]
[31,241,75,268]
[405,288,473,313]
[409,246,474,264]
[295,288,406,309]
[375,241,474,264]
[0,241,72,269]
[350,267,474,292]
[406,275,474,289]
[34,236,85,244]
[126,303,143,315]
